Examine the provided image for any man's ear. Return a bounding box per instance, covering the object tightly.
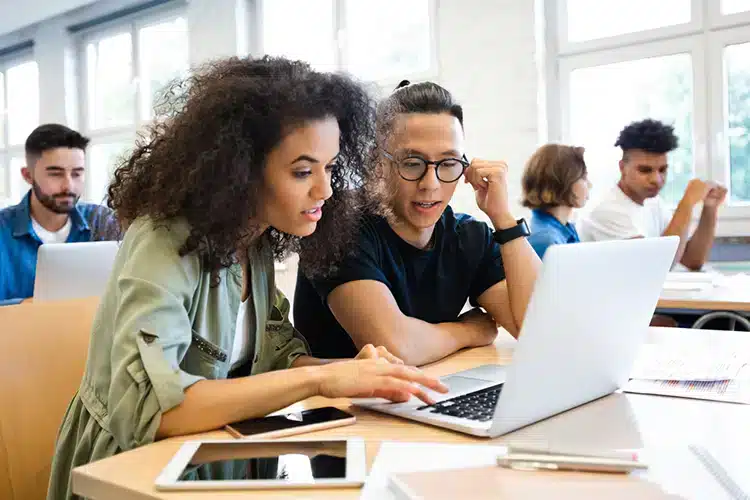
[618,159,626,176]
[21,166,32,186]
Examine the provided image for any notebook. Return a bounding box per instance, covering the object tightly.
[689,445,750,500]
[388,465,686,500]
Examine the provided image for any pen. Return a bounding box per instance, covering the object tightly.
[505,445,641,461]
[497,453,648,474]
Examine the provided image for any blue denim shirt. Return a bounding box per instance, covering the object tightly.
[0,191,121,302]
[528,209,581,259]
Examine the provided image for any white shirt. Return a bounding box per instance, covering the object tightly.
[229,299,253,370]
[32,217,72,244]
[579,185,672,242]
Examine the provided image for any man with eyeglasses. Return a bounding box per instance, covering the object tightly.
[293,81,540,366]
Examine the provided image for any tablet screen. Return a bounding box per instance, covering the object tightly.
[176,440,347,482]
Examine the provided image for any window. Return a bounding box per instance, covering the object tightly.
[343,0,432,82]
[259,0,434,83]
[554,0,750,224]
[262,0,336,71]
[0,57,39,206]
[722,0,750,15]
[724,41,750,203]
[80,10,188,203]
[86,32,134,130]
[87,142,132,204]
[567,53,694,205]
[565,0,691,43]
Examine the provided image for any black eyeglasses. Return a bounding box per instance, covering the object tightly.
[382,150,470,183]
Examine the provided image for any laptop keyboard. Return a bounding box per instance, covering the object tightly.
[417,383,503,422]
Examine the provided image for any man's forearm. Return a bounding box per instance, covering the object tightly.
[492,217,541,332]
[365,318,480,366]
[662,200,695,265]
[681,206,718,270]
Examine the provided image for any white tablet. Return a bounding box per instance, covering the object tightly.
[155,438,366,490]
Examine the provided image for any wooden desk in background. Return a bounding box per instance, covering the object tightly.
[657,286,750,313]
[71,328,750,500]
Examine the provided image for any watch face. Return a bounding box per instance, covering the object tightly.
[519,219,530,236]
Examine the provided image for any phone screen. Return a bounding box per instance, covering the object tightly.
[228,407,353,437]
[176,440,347,482]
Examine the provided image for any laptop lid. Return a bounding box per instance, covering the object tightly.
[488,236,678,437]
[33,241,120,302]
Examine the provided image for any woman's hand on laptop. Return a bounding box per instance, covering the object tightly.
[354,343,404,364]
[315,358,449,405]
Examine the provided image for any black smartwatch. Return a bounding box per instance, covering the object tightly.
[492,218,530,245]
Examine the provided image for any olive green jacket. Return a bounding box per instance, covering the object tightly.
[47,217,309,499]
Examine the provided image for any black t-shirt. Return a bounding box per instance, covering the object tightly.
[293,206,506,358]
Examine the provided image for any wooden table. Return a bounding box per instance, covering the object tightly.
[657,287,750,313]
[71,328,750,499]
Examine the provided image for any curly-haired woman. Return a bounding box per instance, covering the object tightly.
[47,56,446,499]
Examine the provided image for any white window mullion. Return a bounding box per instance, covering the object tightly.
[334,0,345,71]
[1,67,8,149]
[0,151,8,206]
[132,21,144,127]
[692,35,711,185]
[8,146,26,202]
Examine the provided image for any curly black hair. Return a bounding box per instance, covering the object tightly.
[614,119,679,156]
[107,56,377,279]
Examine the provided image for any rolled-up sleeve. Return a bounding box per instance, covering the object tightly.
[267,287,310,371]
[104,219,203,450]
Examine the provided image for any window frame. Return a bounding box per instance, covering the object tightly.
[710,1,750,27]
[0,51,37,206]
[557,0,703,55]
[558,36,709,192]
[552,0,750,225]
[252,0,439,87]
[76,5,187,203]
[708,24,750,214]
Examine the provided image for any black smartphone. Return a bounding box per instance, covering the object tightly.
[225,406,356,439]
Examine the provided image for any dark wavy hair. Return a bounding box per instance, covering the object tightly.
[376,80,463,145]
[108,56,376,278]
[615,119,679,158]
[369,80,465,217]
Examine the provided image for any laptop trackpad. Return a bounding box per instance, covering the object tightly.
[439,375,494,396]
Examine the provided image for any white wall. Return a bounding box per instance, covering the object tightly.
[437,0,542,218]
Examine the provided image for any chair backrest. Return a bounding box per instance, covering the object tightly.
[0,297,98,500]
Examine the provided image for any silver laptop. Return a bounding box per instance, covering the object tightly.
[33,241,120,302]
[353,236,678,437]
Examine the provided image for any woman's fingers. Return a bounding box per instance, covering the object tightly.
[372,377,435,405]
[388,365,449,393]
[376,346,404,364]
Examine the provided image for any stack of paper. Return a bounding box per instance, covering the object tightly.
[624,345,750,404]
[661,271,717,295]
